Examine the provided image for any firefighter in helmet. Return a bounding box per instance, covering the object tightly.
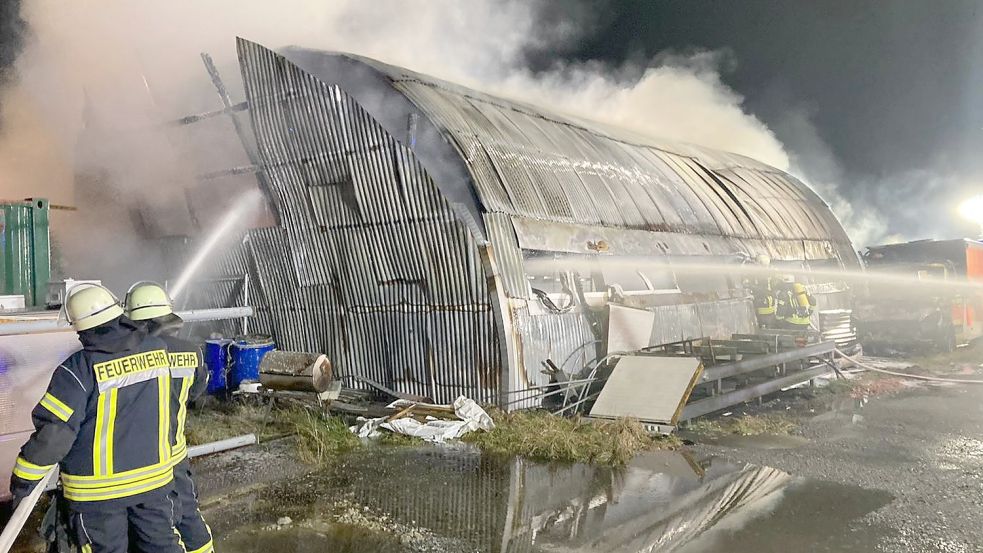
[125,282,212,553]
[746,254,777,328]
[10,284,184,552]
[775,274,817,332]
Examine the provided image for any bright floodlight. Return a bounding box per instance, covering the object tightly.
[959,195,983,237]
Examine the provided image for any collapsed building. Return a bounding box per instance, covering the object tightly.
[162,39,860,406]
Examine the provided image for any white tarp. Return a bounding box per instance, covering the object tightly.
[352,396,495,443]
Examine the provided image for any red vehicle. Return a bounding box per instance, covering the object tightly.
[858,239,983,353]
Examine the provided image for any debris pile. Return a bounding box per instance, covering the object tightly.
[352,396,494,443]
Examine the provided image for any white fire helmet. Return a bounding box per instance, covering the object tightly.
[65,284,124,331]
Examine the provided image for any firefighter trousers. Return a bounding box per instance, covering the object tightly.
[172,458,214,553]
[70,494,184,553]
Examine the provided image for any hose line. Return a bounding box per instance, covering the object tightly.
[834,349,983,385]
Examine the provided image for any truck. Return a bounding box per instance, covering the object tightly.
[857,238,983,354]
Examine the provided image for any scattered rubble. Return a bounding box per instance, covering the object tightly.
[326,498,476,553]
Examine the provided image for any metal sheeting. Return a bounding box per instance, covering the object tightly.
[647,299,757,346]
[269,45,857,269]
[509,304,596,392]
[818,309,858,351]
[238,40,499,404]
[387,72,854,265]
[484,213,528,299]
[605,300,756,355]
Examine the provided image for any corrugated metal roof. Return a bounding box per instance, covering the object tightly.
[274,44,856,266]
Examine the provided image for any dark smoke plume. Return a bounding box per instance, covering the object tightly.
[0,0,26,87]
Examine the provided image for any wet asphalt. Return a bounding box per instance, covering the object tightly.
[691,381,983,552]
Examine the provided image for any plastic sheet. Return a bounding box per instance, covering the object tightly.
[352,396,494,443]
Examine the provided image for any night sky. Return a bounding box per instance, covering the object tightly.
[529,0,983,240]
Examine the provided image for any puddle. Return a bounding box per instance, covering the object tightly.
[700,433,812,450]
[205,445,893,553]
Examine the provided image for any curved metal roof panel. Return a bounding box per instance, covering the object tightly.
[271,42,855,262]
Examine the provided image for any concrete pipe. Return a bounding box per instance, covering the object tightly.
[258,350,333,393]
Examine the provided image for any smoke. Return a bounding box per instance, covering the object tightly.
[0,0,26,89]
[495,50,789,170]
[0,0,795,290]
[766,101,974,249]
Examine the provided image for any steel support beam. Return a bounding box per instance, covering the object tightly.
[700,341,834,382]
[681,365,831,421]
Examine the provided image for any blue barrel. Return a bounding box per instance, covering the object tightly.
[229,337,275,391]
[203,339,232,395]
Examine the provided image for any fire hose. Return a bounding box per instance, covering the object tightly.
[834,349,983,385]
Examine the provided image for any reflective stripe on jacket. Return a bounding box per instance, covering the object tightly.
[161,336,206,462]
[16,333,175,506]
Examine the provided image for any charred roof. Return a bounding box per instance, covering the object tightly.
[268,40,856,265]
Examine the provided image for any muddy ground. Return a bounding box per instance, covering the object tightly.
[11,354,983,552]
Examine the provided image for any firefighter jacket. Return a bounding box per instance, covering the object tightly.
[158,333,208,464]
[776,282,817,326]
[747,276,776,316]
[12,319,176,510]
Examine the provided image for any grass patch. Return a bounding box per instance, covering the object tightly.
[463,410,677,465]
[187,402,679,467]
[285,409,361,464]
[687,413,798,437]
[185,402,294,446]
[186,401,406,465]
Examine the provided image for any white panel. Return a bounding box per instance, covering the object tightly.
[590,355,703,425]
[0,331,81,500]
[607,305,655,353]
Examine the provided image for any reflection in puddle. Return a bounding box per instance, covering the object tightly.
[209,447,891,553]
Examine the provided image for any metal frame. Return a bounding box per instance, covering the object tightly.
[681,364,832,421]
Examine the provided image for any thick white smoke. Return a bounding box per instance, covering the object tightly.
[497,51,789,170]
[0,0,797,287]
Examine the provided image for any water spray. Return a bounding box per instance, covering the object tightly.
[522,256,983,294]
[169,189,262,299]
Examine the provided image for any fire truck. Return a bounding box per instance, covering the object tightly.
[858,238,983,354]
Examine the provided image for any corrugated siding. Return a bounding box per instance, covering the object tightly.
[510,304,597,388]
[484,213,528,299]
[645,298,757,346]
[238,41,500,403]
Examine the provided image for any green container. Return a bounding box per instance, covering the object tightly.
[0,199,50,307]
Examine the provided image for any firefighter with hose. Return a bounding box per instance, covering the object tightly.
[746,254,778,328]
[125,282,212,553]
[8,284,184,552]
[775,274,817,332]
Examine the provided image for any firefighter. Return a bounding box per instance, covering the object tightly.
[746,254,777,328]
[125,282,212,553]
[9,284,183,553]
[776,274,817,332]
